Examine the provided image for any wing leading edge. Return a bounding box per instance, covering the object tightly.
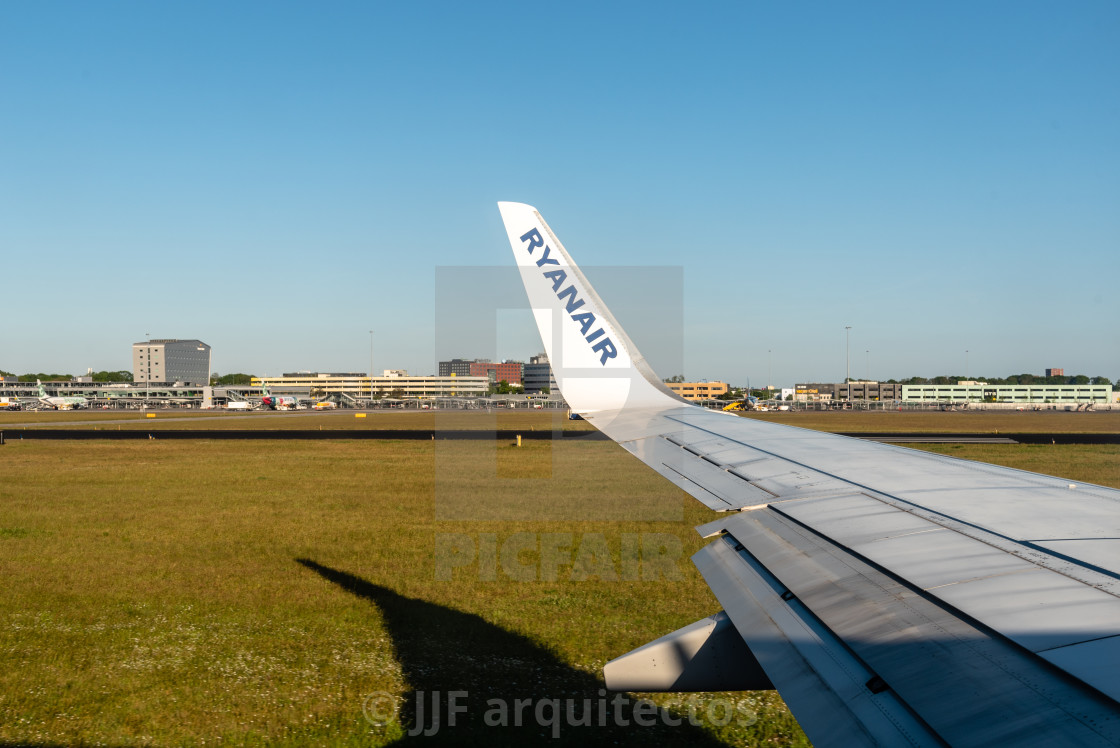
[498,202,1120,748]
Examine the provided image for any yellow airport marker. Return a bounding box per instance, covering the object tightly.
[146,413,156,418]
[355,413,367,418]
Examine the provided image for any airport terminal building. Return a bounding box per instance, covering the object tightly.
[252,372,490,403]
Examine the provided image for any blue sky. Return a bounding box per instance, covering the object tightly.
[2,2,1117,386]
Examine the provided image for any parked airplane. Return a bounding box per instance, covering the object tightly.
[499,202,1120,748]
[259,383,297,410]
[36,380,88,410]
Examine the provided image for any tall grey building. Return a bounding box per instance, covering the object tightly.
[133,339,211,386]
[523,352,558,394]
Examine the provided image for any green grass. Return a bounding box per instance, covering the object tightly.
[742,409,1120,433]
[903,442,1120,487]
[1,434,1116,746]
[0,439,803,746]
[5,408,1119,434]
[0,409,598,432]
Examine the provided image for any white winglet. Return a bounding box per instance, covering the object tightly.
[498,202,683,415]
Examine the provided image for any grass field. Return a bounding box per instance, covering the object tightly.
[1,420,1117,746]
[740,409,1120,433]
[0,410,598,432]
[2,408,1118,433]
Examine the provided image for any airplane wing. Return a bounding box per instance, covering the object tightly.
[497,202,1120,747]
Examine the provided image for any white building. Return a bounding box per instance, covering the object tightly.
[901,383,1112,404]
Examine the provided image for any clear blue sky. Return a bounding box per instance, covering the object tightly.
[2,2,1117,386]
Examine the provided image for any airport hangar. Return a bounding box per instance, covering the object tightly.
[2,374,533,409]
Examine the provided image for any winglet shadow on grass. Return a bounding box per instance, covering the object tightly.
[296,558,729,746]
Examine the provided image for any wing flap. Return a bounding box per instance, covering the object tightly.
[771,492,1120,657]
[1041,636,1120,704]
[693,537,944,748]
[701,512,1120,747]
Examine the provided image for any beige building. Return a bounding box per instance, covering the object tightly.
[666,381,730,401]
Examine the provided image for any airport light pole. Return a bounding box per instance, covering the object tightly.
[768,350,772,395]
[845,326,851,402]
[369,330,374,407]
[866,350,869,382]
[965,350,970,403]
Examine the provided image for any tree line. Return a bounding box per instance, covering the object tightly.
[0,370,259,385]
[659,372,1114,388]
[0,370,134,382]
[209,373,255,385]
